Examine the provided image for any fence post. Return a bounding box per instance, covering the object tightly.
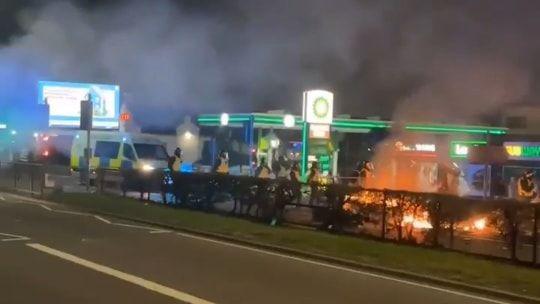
[13,163,17,188]
[40,166,45,198]
[533,205,539,264]
[397,194,404,242]
[508,206,518,261]
[449,217,455,249]
[30,167,34,196]
[381,193,387,239]
[432,200,441,247]
[96,169,104,194]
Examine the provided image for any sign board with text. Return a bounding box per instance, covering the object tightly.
[395,141,436,153]
[450,141,487,158]
[503,142,540,161]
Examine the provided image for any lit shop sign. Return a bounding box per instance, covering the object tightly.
[395,141,436,152]
[309,124,330,139]
[415,144,436,152]
[302,90,334,125]
[504,142,540,160]
[450,141,487,158]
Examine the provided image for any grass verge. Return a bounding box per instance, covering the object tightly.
[49,191,540,299]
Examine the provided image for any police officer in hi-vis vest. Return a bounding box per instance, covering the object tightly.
[214,150,229,174]
[172,147,183,172]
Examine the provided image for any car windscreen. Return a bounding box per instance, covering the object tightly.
[133,143,168,160]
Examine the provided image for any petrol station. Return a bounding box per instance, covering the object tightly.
[196,90,508,196]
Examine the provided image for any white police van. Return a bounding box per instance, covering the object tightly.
[70,131,169,172]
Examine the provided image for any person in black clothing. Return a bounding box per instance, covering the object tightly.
[275,155,290,178]
[255,157,272,178]
[289,162,301,204]
[350,160,374,187]
[308,162,321,205]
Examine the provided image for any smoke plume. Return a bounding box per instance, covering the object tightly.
[1,0,539,128]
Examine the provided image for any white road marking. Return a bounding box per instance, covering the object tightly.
[0,192,59,208]
[174,232,512,304]
[149,230,171,234]
[112,223,155,230]
[40,204,53,211]
[94,215,112,224]
[13,189,41,195]
[0,195,5,201]
[53,210,89,216]
[0,193,169,234]
[111,222,166,234]
[4,193,51,204]
[0,232,30,242]
[27,243,214,304]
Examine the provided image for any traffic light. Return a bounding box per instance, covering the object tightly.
[80,96,93,130]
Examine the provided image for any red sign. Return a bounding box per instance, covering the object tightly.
[120,112,131,122]
[309,124,330,139]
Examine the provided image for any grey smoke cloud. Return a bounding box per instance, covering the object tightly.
[1,0,538,128]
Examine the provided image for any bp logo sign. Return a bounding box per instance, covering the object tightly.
[313,97,329,118]
[303,90,333,124]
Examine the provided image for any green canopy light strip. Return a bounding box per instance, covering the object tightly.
[254,117,303,127]
[332,121,391,129]
[198,115,250,125]
[198,114,507,135]
[405,124,507,135]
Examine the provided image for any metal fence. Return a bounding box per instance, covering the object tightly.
[96,168,540,265]
[0,161,45,196]
[1,162,539,266]
[0,161,71,196]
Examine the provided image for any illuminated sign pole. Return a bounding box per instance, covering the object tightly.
[301,90,334,176]
[245,115,255,176]
[301,121,309,176]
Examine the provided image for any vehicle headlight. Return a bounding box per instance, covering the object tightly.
[142,164,155,171]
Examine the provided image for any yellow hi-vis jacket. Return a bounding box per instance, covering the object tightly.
[172,156,182,172]
[216,158,229,174]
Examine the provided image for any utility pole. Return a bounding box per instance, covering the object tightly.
[80,94,93,192]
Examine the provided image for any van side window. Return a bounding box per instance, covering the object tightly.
[123,144,136,160]
[94,141,120,158]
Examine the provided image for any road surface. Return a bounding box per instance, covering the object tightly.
[0,192,518,304]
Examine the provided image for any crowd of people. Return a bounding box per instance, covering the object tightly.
[166,146,540,202]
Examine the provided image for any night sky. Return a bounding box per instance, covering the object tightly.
[1,0,540,129]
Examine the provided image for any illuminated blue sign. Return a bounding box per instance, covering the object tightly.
[38,81,120,129]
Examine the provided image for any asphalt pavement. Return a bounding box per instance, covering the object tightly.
[0,192,520,304]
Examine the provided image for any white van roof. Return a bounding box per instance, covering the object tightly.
[71,131,166,146]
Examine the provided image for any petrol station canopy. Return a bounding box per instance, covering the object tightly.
[197,113,508,135]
